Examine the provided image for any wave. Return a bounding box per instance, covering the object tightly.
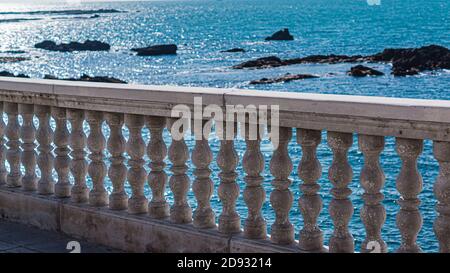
[0,9,123,16]
[0,18,41,23]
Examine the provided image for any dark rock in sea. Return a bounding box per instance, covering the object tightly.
[233,56,285,69]
[2,50,26,54]
[35,40,111,52]
[131,44,177,56]
[0,71,30,78]
[0,56,29,63]
[286,54,366,65]
[249,73,318,84]
[221,48,246,53]
[44,74,127,84]
[233,54,365,69]
[347,65,384,77]
[233,44,450,76]
[265,28,294,41]
[369,44,450,76]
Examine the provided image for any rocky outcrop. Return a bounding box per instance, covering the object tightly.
[285,54,366,65]
[234,44,450,76]
[44,74,127,83]
[265,28,294,41]
[0,71,29,78]
[233,54,365,69]
[369,45,450,76]
[249,73,318,84]
[132,44,177,56]
[35,40,110,52]
[347,65,384,77]
[233,56,285,69]
[0,57,29,63]
[221,48,246,53]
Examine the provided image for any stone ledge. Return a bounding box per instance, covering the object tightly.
[0,187,297,253]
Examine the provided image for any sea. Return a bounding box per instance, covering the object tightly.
[0,0,449,252]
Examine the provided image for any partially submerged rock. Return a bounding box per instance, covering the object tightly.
[234,54,365,69]
[35,40,111,52]
[0,71,30,78]
[234,44,450,76]
[347,65,384,77]
[265,28,294,41]
[132,44,177,56]
[221,48,246,53]
[233,56,284,69]
[44,74,127,84]
[369,44,450,76]
[285,54,366,65]
[250,73,318,84]
[0,56,29,63]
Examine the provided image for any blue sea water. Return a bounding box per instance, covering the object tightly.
[0,0,449,252]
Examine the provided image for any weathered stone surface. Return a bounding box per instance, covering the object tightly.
[359,134,387,253]
[35,40,110,52]
[250,73,318,84]
[395,138,423,253]
[265,28,294,41]
[270,127,294,245]
[348,65,384,77]
[433,141,450,253]
[132,44,177,56]
[297,129,325,252]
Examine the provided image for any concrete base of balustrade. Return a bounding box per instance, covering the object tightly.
[0,187,298,253]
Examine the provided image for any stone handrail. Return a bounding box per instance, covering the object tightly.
[0,77,449,253]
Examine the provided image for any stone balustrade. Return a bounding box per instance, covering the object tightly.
[0,77,450,253]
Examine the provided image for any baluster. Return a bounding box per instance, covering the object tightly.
[192,119,215,228]
[359,134,387,253]
[68,109,88,203]
[270,127,294,244]
[433,141,450,253]
[298,129,324,252]
[146,116,168,218]
[106,113,127,210]
[168,118,192,224]
[87,111,108,207]
[0,102,6,185]
[217,123,240,234]
[395,138,423,253]
[4,102,21,188]
[19,104,37,191]
[125,114,147,214]
[52,107,71,197]
[328,131,354,253]
[243,126,266,239]
[35,105,54,195]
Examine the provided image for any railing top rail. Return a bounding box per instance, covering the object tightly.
[1,77,450,140]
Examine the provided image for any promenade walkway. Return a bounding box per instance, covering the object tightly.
[0,219,120,253]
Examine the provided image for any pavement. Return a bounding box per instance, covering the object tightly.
[0,219,121,253]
